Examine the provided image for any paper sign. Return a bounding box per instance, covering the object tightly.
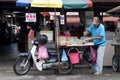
[25,13,36,22]
[60,15,65,25]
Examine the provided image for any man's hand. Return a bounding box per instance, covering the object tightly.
[87,37,93,41]
[87,36,103,41]
[83,30,89,37]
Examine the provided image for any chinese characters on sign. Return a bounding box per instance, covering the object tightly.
[25,13,36,22]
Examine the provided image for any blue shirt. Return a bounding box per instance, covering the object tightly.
[87,23,106,46]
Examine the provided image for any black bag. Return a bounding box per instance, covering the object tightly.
[92,44,99,51]
[83,47,93,63]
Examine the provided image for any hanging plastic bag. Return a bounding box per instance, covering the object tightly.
[90,46,97,63]
[83,47,97,64]
[64,31,70,36]
[83,47,93,63]
[38,45,49,60]
[28,29,34,39]
[61,49,68,62]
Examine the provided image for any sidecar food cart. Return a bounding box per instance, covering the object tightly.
[15,0,93,75]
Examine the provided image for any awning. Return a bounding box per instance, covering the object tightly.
[16,0,93,9]
[103,16,119,22]
[107,6,120,14]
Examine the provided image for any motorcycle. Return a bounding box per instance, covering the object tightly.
[13,35,73,75]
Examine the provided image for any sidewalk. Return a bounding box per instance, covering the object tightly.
[0,67,120,80]
[0,58,120,80]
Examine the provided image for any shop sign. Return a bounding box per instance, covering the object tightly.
[60,15,65,25]
[25,13,36,22]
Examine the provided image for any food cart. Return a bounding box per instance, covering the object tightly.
[16,0,93,74]
[58,36,96,73]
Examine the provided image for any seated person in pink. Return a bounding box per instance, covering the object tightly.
[64,26,71,36]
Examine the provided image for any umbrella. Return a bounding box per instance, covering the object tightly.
[16,0,32,7]
[16,0,93,9]
[31,0,62,8]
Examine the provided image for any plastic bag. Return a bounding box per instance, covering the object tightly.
[83,47,93,63]
[83,47,97,63]
[90,47,97,63]
[38,45,49,60]
[64,31,70,36]
[61,49,68,62]
[28,29,34,39]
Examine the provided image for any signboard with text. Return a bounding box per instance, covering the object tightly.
[60,15,65,25]
[25,13,36,22]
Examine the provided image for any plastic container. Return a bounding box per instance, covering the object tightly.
[68,48,80,64]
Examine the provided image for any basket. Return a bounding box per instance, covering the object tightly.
[68,48,80,64]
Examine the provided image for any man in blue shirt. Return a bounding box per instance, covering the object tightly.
[84,17,106,75]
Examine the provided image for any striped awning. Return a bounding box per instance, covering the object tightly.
[16,0,93,9]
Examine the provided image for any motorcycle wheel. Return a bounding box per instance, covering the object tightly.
[59,49,73,74]
[112,55,119,72]
[59,61,73,74]
[13,57,31,75]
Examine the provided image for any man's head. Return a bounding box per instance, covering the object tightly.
[93,17,100,27]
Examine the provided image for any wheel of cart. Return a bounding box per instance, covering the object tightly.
[112,54,119,72]
[59,48,74,74]
[59,47,80,74]
[111,42,120,72]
